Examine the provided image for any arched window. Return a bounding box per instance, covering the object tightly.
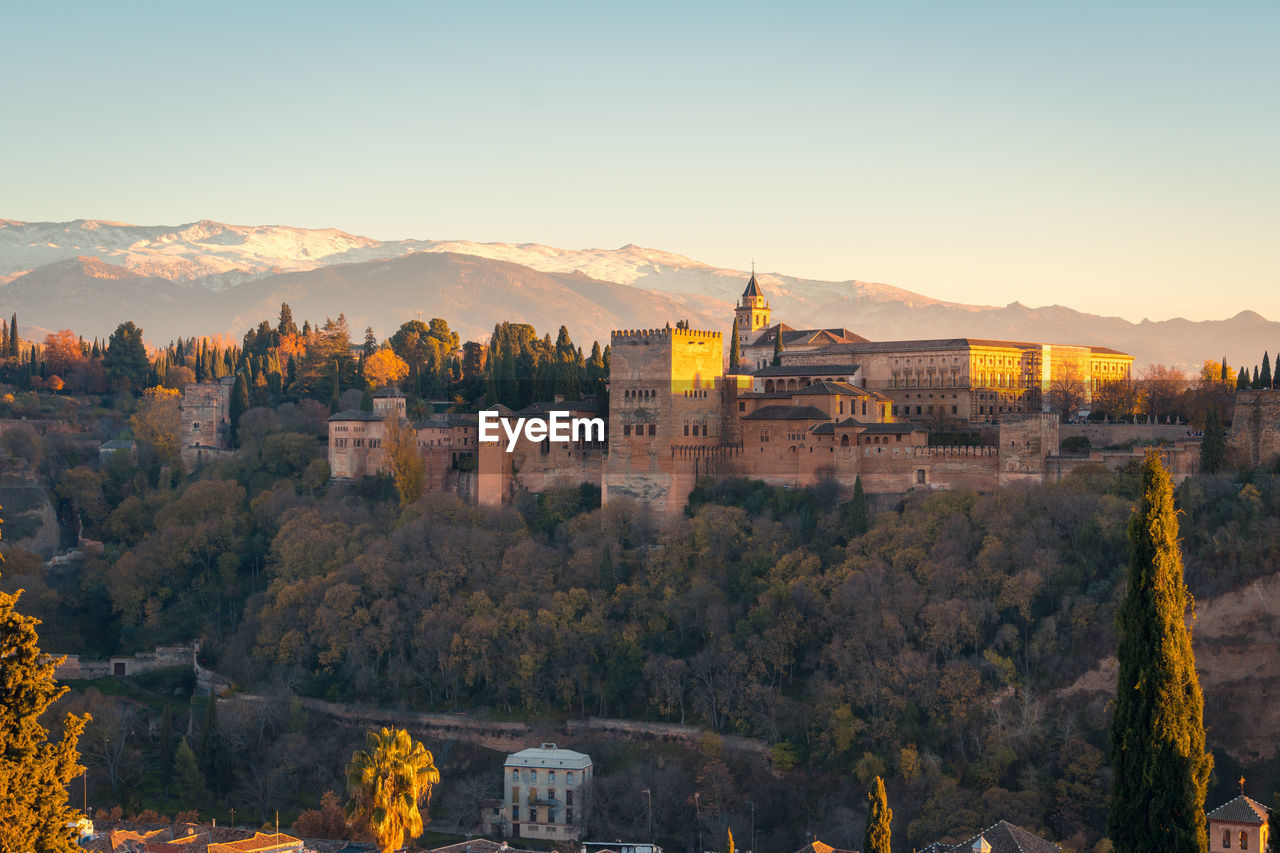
[1223,829,1231,848]
[1240,830,1248,850]
[840,435,849,446]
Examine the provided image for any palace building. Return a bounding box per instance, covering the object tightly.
[320,272,1181,522]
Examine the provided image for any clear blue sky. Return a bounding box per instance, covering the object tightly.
[2,1,1276,322]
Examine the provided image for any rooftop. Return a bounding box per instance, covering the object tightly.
[504,742,592,769]
[1207,794,1269,824]
[327,410,385,422]
[750,363,861,377]
[742,405,830,421]
[923,820,1060,853]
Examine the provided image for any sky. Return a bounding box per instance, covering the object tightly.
[1,0,1277,323]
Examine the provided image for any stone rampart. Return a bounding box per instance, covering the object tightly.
[1229,390,1280,468]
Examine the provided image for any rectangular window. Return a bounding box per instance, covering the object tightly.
[649,424,656,436]
[623,425,631,436]
[684,424,689,436]
[738,402,746,412]
[567,789,574,804]
[512,805,520,822]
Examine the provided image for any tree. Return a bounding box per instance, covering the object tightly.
[43,329,85,376]
[772,330,784,367]
[345,727,440,853]
[159,704,176,797]
[365,348,410,389]
[103,322,149,391]
[0,544,89,850]
[1107,451,1212,853]
[294,790,349,839]
[277,303,299,338]
[1200,408,1226,473]
[130,386,182,469]
[230,373,249,444]
[863,775,892,853]
[196,696,226,795]
[9,312,17,356]
[729,319,741,371]
[384,414,424,506]
[1237,367,1250,390]
[1261,352,1272,389]
[843,475,868,540]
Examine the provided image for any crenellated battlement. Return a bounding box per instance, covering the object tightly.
[612,327,722,342]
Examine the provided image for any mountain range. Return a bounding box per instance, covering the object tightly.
[0,218,1274,372]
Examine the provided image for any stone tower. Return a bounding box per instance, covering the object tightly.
[605,326,725,519]
[734,271,771,358]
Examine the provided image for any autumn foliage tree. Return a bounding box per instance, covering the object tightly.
[384,413,424,506]
[364,348,410,390]
[345,728,440,853]
[1108,452,1211,853]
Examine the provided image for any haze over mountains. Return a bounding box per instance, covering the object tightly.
[0,218,1273,371]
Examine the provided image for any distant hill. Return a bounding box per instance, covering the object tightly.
[1,218,1275,370]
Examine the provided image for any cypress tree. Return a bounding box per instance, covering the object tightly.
[863,775,892,853]
[196,696,223,795]
[772,329,784,367]
[845,475,868,539]
[360,387,374,412]
[729,318,741,370]
[1107,451,1212,853]
[1237,366,1250,391]
[0,563,89,849]
[159,703,175,797]
[0,319,8,355]
[230,372,249,444]
[1261,352,1272,389]
[9,313,17,356]
[1200,408,1226,474]
[1220,357,1228,385]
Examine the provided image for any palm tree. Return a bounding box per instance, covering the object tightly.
[346,727,441,853]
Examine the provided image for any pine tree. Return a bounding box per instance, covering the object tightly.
[729,319,741,371]
[277,303,299,338]
[1261,352,1272,389]
[1200,408,1226,474]
[0,548,89,850]
[1107,451,1212,853]
[863,775,892,853]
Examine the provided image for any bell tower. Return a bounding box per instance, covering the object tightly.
[734,267,771,351]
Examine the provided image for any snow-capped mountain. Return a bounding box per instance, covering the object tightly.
[0,218,1274,371]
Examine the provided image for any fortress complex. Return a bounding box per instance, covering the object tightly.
[316,273,1185,521]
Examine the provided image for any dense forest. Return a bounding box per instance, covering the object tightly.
[2,308,1280,851]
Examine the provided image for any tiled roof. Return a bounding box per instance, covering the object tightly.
[755,326,868,348]
[741,405,830,421]
[741,273,764,301]
[925,820,1061,853]
[790,381,890,400]
[516,399,601,417]
[750,363,861,377]
[430,841,541,853]
[806,339,1131,357]
[1207,794,1269,824]
[327,410,384,422]
[852,421,921,434]
[791,841,857,853]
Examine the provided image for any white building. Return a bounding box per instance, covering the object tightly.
[502,743,592,842]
